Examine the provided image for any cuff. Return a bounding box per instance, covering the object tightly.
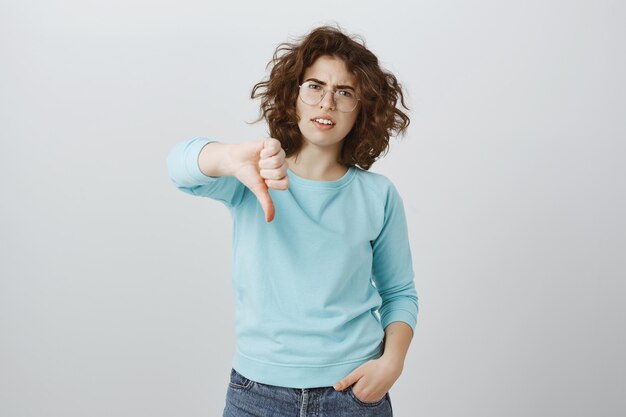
[186,137,219,183]
[381,309,417,334]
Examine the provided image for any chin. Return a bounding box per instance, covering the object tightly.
[304,133,345,147]
[299,126,347,145]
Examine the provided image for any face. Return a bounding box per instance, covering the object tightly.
[296,55,360,150]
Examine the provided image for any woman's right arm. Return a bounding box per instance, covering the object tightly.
[166,137,289,222]
[197,141,237,177]
[166,137,245,208]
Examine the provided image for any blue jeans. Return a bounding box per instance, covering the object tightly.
[222,367,393,417]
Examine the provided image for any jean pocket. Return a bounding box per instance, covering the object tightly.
[228,368,254,390]
[348,385,388,407]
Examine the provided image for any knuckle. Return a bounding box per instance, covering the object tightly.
[264,169,280,180]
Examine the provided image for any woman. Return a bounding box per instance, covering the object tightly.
[166,24,418,417]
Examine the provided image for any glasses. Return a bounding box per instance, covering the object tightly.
[298,81,360,113]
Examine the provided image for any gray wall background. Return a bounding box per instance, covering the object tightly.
[1,0,624,416]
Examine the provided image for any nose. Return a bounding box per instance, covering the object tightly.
[319,90,335,111]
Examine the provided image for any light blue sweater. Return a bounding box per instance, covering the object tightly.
[166,137,418,389]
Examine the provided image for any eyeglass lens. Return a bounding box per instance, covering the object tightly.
[299,82,357,112]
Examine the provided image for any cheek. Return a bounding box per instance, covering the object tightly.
[342,114,358,131]
[295,101,306,124]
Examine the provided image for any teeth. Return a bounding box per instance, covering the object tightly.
[314,118,334,125]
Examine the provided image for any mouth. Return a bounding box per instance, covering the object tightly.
[311,117,336,130]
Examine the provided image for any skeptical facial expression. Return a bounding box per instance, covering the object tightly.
[296,55,360,148]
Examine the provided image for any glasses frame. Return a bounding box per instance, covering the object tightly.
[298,81,360,113]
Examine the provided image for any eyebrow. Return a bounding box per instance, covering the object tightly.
[305,78,355,91]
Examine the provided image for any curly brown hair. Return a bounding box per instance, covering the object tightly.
[248,24,410,170]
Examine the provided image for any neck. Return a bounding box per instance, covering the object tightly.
[286,142,348,181]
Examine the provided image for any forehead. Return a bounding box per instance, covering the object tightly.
[302,55,356,85]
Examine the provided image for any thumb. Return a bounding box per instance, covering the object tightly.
[253,139,279,222]
[249,180,275,223]
[333,369,361,391]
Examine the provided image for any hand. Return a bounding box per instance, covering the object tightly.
[333,356,403,403]
[229,138,289,222]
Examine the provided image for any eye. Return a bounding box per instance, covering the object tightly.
[337,90,353,98]
[307,83,321,89]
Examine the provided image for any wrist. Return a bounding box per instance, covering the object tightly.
[381,352,405,370]
[224,143,241,176]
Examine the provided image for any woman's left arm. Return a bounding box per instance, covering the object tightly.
[333,181,418,401]
[332,323,413,401]
[381,321,414,367]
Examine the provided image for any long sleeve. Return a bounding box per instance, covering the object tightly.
[371,181,419,335]
[166,137,246,208]
[187,162,415,388]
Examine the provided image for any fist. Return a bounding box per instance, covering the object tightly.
[230,138,289,222]
[258,139,289,191]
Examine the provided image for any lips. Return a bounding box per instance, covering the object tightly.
[312,119,335,130]
[310,115,336,125]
